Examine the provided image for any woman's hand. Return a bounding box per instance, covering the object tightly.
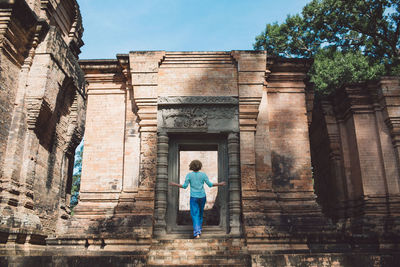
[214,181,226,186]
[169,182,183,188]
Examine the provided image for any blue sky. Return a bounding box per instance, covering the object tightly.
[77,0,310,59]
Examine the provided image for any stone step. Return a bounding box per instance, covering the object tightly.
[148,249,243,255]
[147,265,245,267]
[151,238,245,243]
[146,238,249,265]
[149,240,245,249]
[146,254,250,266]
[149,244,243,251]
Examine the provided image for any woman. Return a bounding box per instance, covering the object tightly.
[169,159,226,238]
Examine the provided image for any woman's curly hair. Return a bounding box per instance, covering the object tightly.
[189,160,202,172]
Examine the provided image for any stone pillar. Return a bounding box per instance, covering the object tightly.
[379,77,400,180]
[75,60,126,216]
[334,85,388,199]
[228,132,241,236]
[0,26,44,234]
[154,132,169,236]
[129,52,164,221]
[243,58,327,247]
[117,55,141,206]
[231,51,266,194]
[376,77,400,217]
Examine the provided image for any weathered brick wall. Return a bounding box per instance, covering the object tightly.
[0,54,21,172]
[74,61,126,216]
[310,78,400,232]
[266,59,313,192]
[0,0,85,244]
[82,93,125,192]
[158,68,237,96]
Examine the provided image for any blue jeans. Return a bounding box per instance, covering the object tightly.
[190,196,206,236]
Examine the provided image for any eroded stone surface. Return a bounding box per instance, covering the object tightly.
[1,2,400,266]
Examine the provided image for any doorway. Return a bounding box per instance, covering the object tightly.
[166,134,228,235]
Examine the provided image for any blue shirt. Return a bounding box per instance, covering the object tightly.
[182,171,213,198]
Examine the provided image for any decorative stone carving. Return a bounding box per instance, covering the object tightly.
[158,96,238,105]
[162,107,207,129]
[158,96,239,133]
[228,132,241,236]
[154,132,169,236]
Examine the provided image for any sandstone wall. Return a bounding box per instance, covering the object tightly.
[73,51,327,246]
[310,77,400,234]
[0,0,85,248]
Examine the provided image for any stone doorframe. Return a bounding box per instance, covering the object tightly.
[153,96,241,237]
[166,134,228,234]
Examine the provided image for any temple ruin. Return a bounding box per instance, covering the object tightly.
[1,1,400,266]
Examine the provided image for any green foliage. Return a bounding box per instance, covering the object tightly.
[254,0,400,94]
[70,143,83,209]
[254,14,319,57]
[310,50,385,95]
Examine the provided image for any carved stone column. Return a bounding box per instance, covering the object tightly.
[379,77,400,177]
[228,132,241,236]
[231,51,266,194]
[154,132,169,236]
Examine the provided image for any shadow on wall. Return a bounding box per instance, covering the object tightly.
[33,78,77,190]
[32,78,82,230]
[308,101,346,218]
[86,213,153,238]
[157,55,238,97]
[264,104,311,192]
[271,151,297,190]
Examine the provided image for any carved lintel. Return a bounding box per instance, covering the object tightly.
[158,96,239,133]
[158,96,238,106]
[160,106,237,129]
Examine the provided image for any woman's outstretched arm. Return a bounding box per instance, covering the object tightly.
[213,181,226,186]
[169,182,183,188]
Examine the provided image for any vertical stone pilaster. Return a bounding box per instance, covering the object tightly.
[335,85,387,197]
[321,101,348,203]
[0,17,48,235]
[228,132,241,236]
[154,132,169,236]
[130,51,164,208]
[255,90,273,190]
[379,77,400,187]
[239,100,259,192]
[231,51,266,195]
[310,100,349,216]
[76,60,126,216]
[130,51,164,134]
